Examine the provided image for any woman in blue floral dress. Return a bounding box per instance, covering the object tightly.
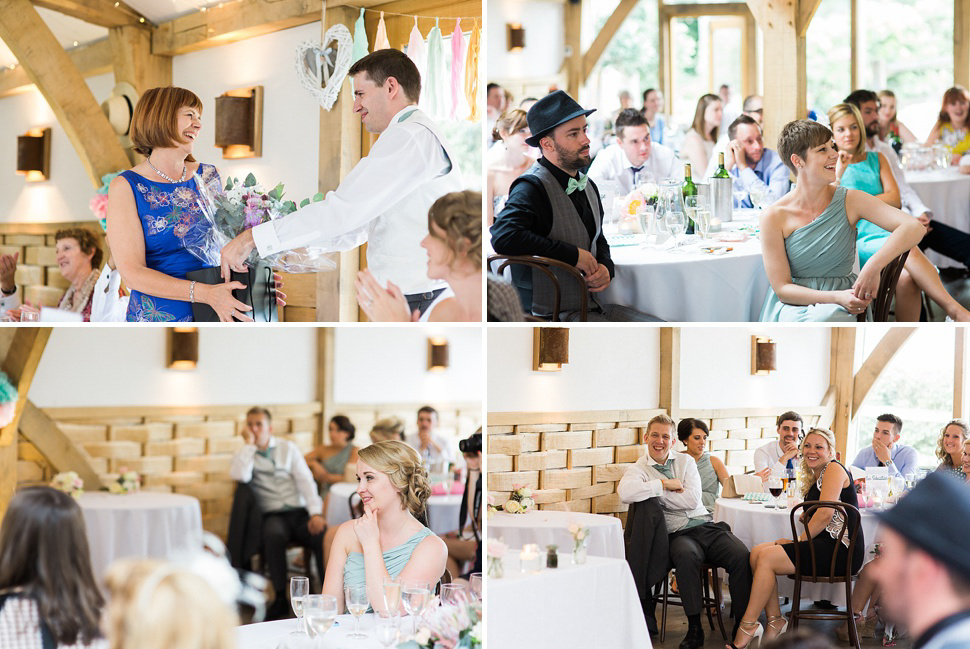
[107,87,253,322]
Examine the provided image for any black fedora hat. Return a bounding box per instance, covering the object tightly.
[525,90,596,147]
[876,471,970,582]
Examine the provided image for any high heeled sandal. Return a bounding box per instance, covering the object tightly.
[726,620,764,649]
[837,613,877,642]
[765,614,789,639]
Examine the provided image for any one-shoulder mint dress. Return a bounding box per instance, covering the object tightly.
[840,152,887,268]
[343,527,436,604]
[760,185,862,322]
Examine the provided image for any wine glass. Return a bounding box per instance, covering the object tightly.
[375,614,401,648]
[666,209,686,247]
[344,584,369,639]
[765,476,783,509]
[440,583,465,608]
[303,594,338,649]
[749,187,769,210]
[383,576,402,615]
[688,196,712,239]
[732,177,748,211]
[469,573,482,601]
[289,576,309,635]
[402,580,431,636]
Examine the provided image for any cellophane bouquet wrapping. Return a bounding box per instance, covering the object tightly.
[183,171,336,273]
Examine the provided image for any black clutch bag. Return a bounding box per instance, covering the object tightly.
[185,261,278,322]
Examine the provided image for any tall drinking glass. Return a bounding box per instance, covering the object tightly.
[469,573,482,601]
[383,576,402,615]
[303,595,338,649]
[375,614,400,648]
[289,576,309,635]
[402,580,431,636]
[344,584,369,639]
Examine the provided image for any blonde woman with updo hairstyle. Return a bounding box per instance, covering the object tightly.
[369,417,406,443]
[356,190,482,322]
[104,559,237,649]
[728,428,864,649]
[322,440,447,615]
[935,419,969,477]
[488,109,535,225]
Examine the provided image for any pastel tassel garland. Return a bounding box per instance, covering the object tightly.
[375,11,390,50]
[464,21,480,122]
[406,17,427,92]
[450,18,466,120]
[351,8,369,62]
[0,370,18,428]
[424,17,446,119]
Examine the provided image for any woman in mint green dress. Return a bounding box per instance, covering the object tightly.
[759,119,924,322]
[322,440,446,615]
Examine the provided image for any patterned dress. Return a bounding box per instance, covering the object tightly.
[119,164,220,322]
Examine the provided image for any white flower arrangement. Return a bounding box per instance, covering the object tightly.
[50,471,84,499]
[398,601,482,649]
[493,484,535,514]
[108,467,141,494]
[568,522,590,553]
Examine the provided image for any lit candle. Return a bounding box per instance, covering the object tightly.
[519,543,541,573]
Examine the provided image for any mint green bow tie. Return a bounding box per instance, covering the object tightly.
[566,173,588,195]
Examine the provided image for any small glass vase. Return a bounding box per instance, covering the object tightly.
[487,556,504,578]
[572,538,588,565]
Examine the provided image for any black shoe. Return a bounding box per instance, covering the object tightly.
[814,599,838,610]
[679,626,705,649]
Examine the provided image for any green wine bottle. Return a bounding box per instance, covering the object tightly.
[714,152,730,179]
[683,163,697,234]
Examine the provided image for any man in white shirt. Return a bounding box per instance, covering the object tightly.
[753,411,804,478]
[405,405,457,467]
[220,49,463,315]
[229,407,324,619]
[587,109,680,196]
[618,414,752,649]
[704,95,764,179]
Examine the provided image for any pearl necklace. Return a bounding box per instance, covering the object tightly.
[147,157,186,183]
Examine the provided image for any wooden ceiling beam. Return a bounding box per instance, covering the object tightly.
[19,402,104,491]
[851,328,917,419]
[109,24,172,95]
[0,328,51,447]
[31,0,145,28]
[0,37,111,98]
[582,0,638,81]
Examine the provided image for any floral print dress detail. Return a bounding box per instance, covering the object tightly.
[120,164,220,322]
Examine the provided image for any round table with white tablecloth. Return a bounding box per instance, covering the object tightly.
[714,497,881,605]
[488,552,651,649]
[907,167,970,269]
[599,215,769,322]
[326,481,464,535]
[487,510,626,559]
[237,614,420,649]
[78,491,203,580]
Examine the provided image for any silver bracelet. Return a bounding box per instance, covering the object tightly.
[189,280,196,303]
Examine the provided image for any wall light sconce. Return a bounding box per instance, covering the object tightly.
[215,85,263,159]
[428,337,449,372]
[751,336,776,375]
[168,327,199,370]
[533,327,568,371]
[507,23,525,51]
[17,127,51,182]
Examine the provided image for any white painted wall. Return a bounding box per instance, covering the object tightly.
[487,327,662,413]
[333,327,483,404]
[488,0,564,82]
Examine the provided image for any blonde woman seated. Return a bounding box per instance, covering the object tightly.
[322,440,447,614]
[936,419,969,479]
[487,109,535,225]
[759,119,923,321]
[963,439,970,482]
[357,191,482,322]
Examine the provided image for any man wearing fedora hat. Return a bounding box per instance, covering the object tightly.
[490,90,659,321]
[871,472,970,649]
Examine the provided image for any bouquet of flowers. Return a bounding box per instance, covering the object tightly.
[88,171,123,231]
[51,471,84,499]
[495,484,534,514]
[398,602,482,649]
[0,370,17,428]
[108,467,141,494]
[486,540,507,578]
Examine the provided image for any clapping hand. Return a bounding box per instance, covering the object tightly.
[356,269,416,322]
[0,252,18,292]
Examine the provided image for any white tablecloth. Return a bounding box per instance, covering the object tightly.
[237,614,413,649]
[487,510,625,559]
[600,215,769,322]
[488,552,651,649]
[908,168,970,268]
[714,497,881,605]
[326,481,464,535]
[78,491,203,580]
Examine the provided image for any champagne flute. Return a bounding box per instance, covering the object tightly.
[469,573,482,601]
[303,594,338,649]
[289,576,309,635]
[402,580,431,637]
[666,210,686,247]
[344,584,369,639]
[375,614,400,648]
[732,177,748,210]
[383,576,402,615]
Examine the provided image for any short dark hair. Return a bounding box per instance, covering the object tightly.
[742,95,762,112]
[677,418,710,443]
[643,88,657,103]
[246,406,272,422]
[418,405,438,418]
[330,415,356,441]
[55,227,103,270]
[777,411,804,428]
[349,49,421,103]
[844,89,880,108]
[728,114,759,141]
[615,108,648,140]
[877,413,903,433]
[778,119,833,174]
[487,83,500,93]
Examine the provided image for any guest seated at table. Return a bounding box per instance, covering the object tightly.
[681,94,722,176]
[728,428,864,649]
[719,115,791,207]
[935,419,969,479]
[925,86,970,164]
[753,411,804,478]
[0,487,107,649]
[228,406,325,620]
[677,418,728,513]
[588,109,680,196]
[641,88,666,144]
[104,558,238,649]
[850,414,920,479]
[490,90,661,321]
[619,414,752,649]
[963,439,970,482]
[876,90,917,152]
[759,119,924,322]
[322,440,447,615]
[705,95,765,178]
[405,406,458,468]
[305,415,359,501]
[0,228,103,322]
[443,430,482,579]
[833,100,970,322]
[369,417,406,443]
[487,110,536,226]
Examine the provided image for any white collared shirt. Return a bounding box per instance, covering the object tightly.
[753,439,795,475]
[90,265,129,323]
[617,452,710,532]
[587,142,681,196]
[229,436,323,516]
[0,287,19,318]
[251,106,463,295]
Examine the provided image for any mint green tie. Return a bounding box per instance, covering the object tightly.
[653,459,675,479]
[565,173,588,195]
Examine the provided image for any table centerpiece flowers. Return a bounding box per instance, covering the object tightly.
[486,540,507,578]
[568,522,590,564]
[50,471,84,499]
[398,600,482,649]
[108,467,141,494]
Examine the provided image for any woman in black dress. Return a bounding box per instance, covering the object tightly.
[727,428,864,649]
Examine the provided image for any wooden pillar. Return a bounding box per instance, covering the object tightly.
[659,10,673,118]
[0,0,130,186]
[851,328,916,419]
[849,0,860,90]
[659,327,680,419]
[956,328,967,419]
[108,25,172,96]
[829,328,856,462]
[564,0,582,98]
[957,0,970,88]
[317,328,334,444]
[742,11,758,100]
